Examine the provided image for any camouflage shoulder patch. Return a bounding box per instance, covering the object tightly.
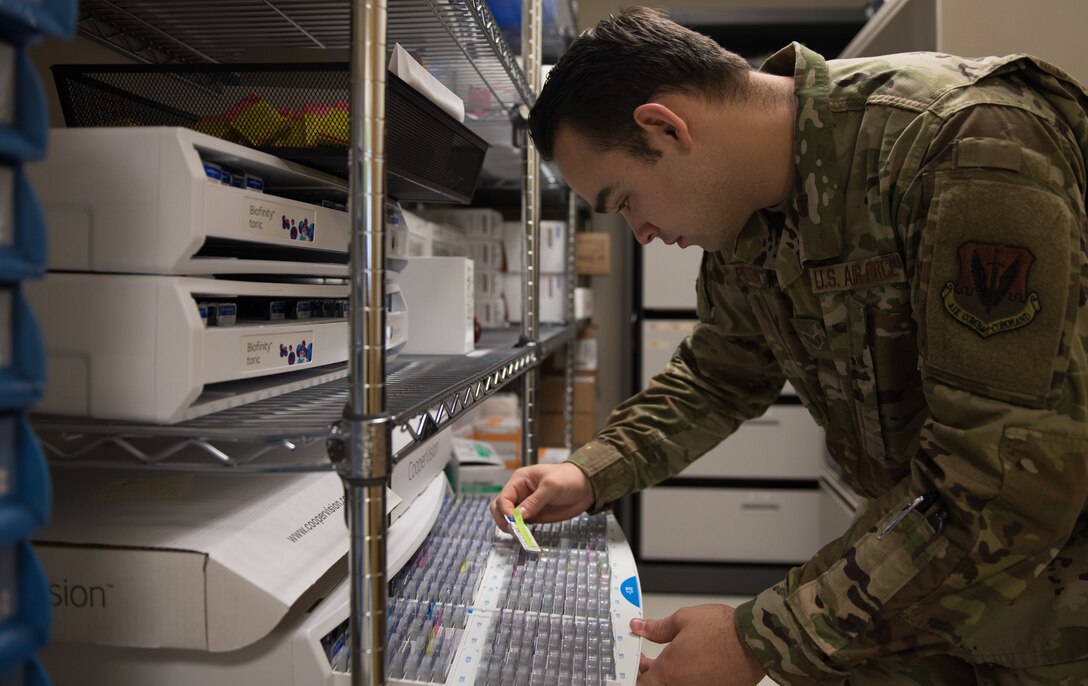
[940,242,1041,338]
[921,171,1076,407]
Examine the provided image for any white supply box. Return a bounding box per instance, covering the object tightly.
[502,221,524,272]
[28,127,351,276]
[476,296,505,329]
[25,273,351,423]
[418,208,503,239]
[502,273,523,322]
[539,220,567,274]
[397,257,474,355]
[35,467,350,652]
[501,274,566,324]
[540,274,567,323]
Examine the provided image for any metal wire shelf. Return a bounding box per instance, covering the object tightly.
[77,0,533,118]
[33,323,577,470]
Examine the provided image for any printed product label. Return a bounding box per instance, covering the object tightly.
[0,289,10,368]
[244,196,317,244]
[0,165,13,247]
[241,330,315,371]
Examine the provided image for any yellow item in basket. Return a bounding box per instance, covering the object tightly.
[225,93,289,146]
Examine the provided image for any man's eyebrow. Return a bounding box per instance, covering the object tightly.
[593,185,615,213]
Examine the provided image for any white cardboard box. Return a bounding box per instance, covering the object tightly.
[34,468,349,652]
[540,220,567,274]
[502,221,524,272]
[540,274,567,323]
[397,257,474,355]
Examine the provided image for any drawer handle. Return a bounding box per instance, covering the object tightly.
[748,419,781,426]
[741,503,781,511]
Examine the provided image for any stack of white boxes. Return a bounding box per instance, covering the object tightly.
[502,220,568,324]
[419,208,507,328]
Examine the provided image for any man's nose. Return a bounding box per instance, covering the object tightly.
[621,210,657,245]
[631,222,658,245]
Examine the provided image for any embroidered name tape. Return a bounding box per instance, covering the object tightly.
[810,253,906,293]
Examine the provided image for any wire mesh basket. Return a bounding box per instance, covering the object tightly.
[51,63,489,203]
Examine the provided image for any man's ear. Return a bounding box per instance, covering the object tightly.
[633,103,693,149]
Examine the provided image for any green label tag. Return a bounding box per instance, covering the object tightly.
[506,509,541,553]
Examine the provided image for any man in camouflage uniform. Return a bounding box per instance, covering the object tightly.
[491,6,1088,685]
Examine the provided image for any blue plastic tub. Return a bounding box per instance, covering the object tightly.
[0,287,44,413]
[0,0,77,42]
[0,47,47,163]
[0,163,45,282]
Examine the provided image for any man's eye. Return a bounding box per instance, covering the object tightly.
[618,198,630,211]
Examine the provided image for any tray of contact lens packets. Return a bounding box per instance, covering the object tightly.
[324,491,645,685]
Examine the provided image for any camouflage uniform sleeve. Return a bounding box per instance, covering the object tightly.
[735,104,1088,682]
[568,251,786,513]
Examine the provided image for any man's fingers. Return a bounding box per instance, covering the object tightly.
[489,496,512,531]
[630,615,680,644]
[516,490,549,521]
[491,472,538,526]
[638,653,654,675]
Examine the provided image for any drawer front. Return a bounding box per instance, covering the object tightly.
[680,405,824,480]
[640,486,822,563]
[641,319,796,396]
[641,242,701,310]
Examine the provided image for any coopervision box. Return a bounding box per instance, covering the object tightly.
[35,467,349,652]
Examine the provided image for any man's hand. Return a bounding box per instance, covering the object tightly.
[489,463,594,531]
[633,604,766,686]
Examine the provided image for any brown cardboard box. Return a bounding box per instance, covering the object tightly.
[575,233,611,275]
[540,374,597,414]
[540,411,598,447]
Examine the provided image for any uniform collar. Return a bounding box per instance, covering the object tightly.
[729,43,844,278]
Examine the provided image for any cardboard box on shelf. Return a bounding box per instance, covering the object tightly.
[540,374,597,415]
[35,467,349,652]
[451,437,509,495]
[575,232,611,275]
[540,411,598,447]
[474,415,522,470]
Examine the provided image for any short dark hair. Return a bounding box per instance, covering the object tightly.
[529,6,753,162]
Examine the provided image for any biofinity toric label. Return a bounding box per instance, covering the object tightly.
[241,330,315,371]
[244,197,316,244]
